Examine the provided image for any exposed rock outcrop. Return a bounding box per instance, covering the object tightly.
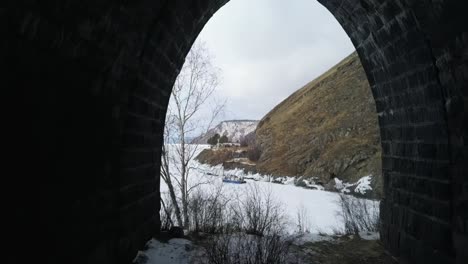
[192,120,258,144]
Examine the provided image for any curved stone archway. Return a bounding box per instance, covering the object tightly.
[3,1,467,264]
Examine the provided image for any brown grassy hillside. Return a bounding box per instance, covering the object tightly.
[256,52,381,189]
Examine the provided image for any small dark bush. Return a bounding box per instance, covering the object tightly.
[247,145,261,161]
[240,138,248,147]
[208,133,220,145]
[271,179,283,184]
[240,131,256,147]
[204,232,290,264]
[169,226,184,238]
[189,188,228,234]
[219,135,229,144]
[294,179,307,188]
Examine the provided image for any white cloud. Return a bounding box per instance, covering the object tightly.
[194,0,355,121]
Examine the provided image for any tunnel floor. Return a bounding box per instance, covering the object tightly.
[288,234,398,264]
[134,232,397,263]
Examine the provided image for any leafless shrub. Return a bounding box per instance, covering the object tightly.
[234,184,286,236]
[295,204,311,234]
[188,185,230,234]
[294,178,307,188]
[202,232,232,264]
[199,184,290,264]
[336,193,380,235]
[203,232,290,264]
[240,131,256,147]
[161,182,293,264]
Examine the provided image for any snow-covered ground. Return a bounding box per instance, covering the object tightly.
[134,239,193,264]
[175,171,343,233]
[143,144,380,264]
[160,144,379,234]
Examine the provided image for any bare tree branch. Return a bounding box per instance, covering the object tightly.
[160,40,224,229]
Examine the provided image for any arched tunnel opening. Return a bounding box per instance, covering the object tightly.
[157,1,381,262]
[3,1,467,264]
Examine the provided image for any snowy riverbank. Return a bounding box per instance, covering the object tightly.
[138,144,380,264]
[160,144,379,235]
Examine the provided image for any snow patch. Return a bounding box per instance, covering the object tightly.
[334,175,373,195]
[334,178,344,189]
[292,233,337,246]
[355,176,372,194]
[133,238,193,264]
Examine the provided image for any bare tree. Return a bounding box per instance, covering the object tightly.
[295,203,312,234]
[160,41,225,229]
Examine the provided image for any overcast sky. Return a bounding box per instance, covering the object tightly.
[194,0,355,121]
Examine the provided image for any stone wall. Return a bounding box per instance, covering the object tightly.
[2,1,466,264]
[316,1,467,263]
[3,1,227,263]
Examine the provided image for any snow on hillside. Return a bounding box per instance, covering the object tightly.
[192,120,258,143]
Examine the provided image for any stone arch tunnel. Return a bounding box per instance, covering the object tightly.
[3,0,467,263]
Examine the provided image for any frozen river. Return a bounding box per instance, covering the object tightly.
[160,144,379,234]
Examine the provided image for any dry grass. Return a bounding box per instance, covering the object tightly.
[195,148,235,166]
[255,52,381,185]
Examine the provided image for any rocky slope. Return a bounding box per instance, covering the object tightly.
[255,52,381,193]
[192,120,259,144]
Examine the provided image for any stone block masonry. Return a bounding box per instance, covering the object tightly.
[2,0,466,263]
